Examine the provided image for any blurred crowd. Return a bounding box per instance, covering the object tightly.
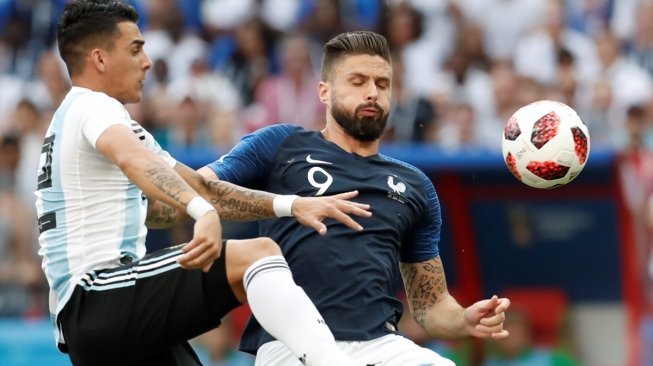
[2,0,653,364]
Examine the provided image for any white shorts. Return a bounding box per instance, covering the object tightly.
[254,334,456,366]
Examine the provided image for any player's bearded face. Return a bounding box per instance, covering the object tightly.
[330,97,388,142]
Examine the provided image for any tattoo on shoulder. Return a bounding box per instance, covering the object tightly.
[400,257,448,327]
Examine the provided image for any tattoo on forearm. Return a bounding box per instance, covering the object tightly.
[401,256,448,327]
[207,181,273,221]
[146,203,182,227]
[144,161,192,206]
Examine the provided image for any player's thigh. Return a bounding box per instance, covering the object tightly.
[255,336,456,366]
[255,341,304,366]
[355,334,455,366]
[224,237,282,303]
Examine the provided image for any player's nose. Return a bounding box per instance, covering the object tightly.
[142,52,152,71]
[365,82,378,101]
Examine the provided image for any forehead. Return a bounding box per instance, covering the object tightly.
[333,54,392,79]
[115,21,143,43]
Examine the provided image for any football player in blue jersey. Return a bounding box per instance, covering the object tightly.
[198,31,511,365]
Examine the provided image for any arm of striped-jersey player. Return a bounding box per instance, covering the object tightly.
[95,124,204,214]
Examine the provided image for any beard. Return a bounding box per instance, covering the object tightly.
[330,98,389,142]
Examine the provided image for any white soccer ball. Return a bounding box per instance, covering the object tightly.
[502,100,590,189]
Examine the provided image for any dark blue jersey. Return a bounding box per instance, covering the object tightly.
[206,124,442,354]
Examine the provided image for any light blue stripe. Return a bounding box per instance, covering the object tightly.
[39,91,85,344]
[118,184,142,258]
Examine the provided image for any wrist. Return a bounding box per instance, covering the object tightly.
[273,195,299,217]
[186,196,216,220]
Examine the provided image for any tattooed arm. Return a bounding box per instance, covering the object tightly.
[144,162,274,228]
[97,124,222,271]
[176,162,276,221]
[400,256,467,338]
[96,125,202,212]
[143,160,371,230]
[400,256,511,340]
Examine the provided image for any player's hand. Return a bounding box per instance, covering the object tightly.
[178,211,222,272]
[463,295,511,339]
[292,190,372,235]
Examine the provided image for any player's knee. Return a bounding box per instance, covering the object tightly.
[247,237,282,260]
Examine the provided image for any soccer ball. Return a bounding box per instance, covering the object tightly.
[502,100,590,189]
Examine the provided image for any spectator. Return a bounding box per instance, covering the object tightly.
[0,135,44,317]
[488,61,523,136]
[167,60,242,147]
[141,58,175,147]
[585,30,653,132]
[428,40,496,148]
[437,104,487,152]
[201,0,255,34]
[27,49,70,113]
[513,0,600,86]
[142,2,208,84]
[384,54,437,143]
[565,0,613,38]
[251,33,325,132]
[553,48,579,108]
[259,0,303,33]
[299,0,345,54]
[617,106,653,290]
[381,1,446,97]
[11,100,47,210]
[577,78,616,149]
[221,18,276,107]
[624,0,653,78]
[460,0,544,62]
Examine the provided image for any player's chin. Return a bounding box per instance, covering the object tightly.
[125,91,143,104]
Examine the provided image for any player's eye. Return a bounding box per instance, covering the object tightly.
[350,77,365,86]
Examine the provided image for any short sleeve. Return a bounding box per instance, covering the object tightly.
[79,93,133,148]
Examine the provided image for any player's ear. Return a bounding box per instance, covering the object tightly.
[90,48,107,73]
[318,81,329,104]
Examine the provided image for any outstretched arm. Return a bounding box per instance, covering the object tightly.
[146,163,370,232]
[173,164,372,234]
[400,256,510,340]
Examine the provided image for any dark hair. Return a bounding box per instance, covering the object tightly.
[321,31,391,81]
[56,0,138,76]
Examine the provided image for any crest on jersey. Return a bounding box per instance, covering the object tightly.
[387,175,406,194]
[386,175,406,204]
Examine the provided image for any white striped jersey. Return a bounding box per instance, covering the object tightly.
[34,87,176,343]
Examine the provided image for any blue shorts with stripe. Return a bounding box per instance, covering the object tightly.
[57,242,240,366]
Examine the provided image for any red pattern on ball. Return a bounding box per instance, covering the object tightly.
[571,127,588,164]
[505,152,521,180]
[531,112,560,149]
[504,116,521,141]
[526,161,570,180]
